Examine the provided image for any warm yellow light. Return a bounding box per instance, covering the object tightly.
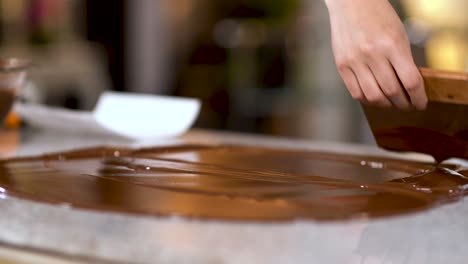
[401,0,468,28]
[426,32,467,71]
[0,0,27,22]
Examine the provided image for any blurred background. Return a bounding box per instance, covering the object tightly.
[0,0,466,144]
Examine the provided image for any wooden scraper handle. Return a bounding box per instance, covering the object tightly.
[420,67,468,105]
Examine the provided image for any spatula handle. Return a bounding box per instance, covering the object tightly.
[420,67,468,105]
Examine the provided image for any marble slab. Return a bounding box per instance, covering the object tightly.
[0,129,467,264]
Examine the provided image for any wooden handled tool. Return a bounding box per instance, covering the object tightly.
[420,67,468,104]
[363,67,468,162]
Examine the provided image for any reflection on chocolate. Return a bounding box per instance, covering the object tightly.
[0,145,467,221]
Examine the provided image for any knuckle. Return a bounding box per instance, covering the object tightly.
[404,74,423,92]
[336,59,349,72]
[347,54,358,64]
[382,30,408,52]
[387,33,400,44]
[360,42,377,56]
[388,29,406,43]
[345,83,364,101]
[340,50,360,65]
[380,36,398,52]
[350,91,365,101]
[385,86,400,97]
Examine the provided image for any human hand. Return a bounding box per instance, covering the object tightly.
[324,0,427,110]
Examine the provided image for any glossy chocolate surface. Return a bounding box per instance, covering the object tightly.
[0,145,467,221]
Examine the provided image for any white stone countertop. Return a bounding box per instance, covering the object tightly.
[0,128,467,264]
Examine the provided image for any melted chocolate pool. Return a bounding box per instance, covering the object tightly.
[0,145,467,221]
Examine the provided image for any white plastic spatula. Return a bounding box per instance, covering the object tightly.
[15,91,201,140]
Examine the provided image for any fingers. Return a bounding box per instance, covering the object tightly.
[337,66,367,103]
[338,62,392,108]
[389,47,428,110]
[338,54,425,110]
[368,58,412,110]
[326,0,427,110]
[354,65,392,107]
